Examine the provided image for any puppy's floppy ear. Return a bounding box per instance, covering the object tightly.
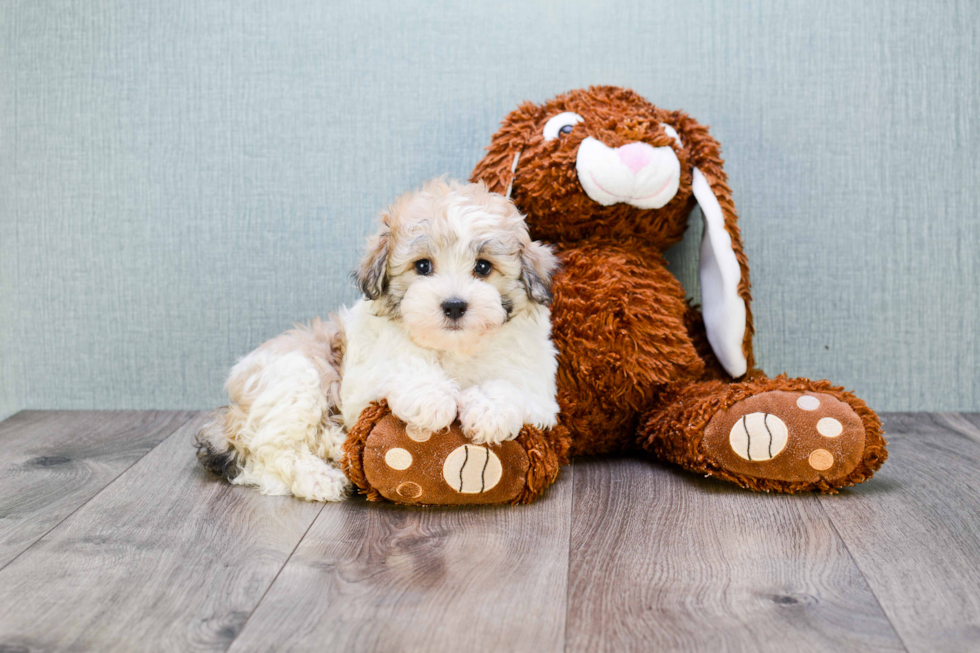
[669,111,754,377]
[520,240,558,305]
[352,227,390,300]
[471,101,543,198]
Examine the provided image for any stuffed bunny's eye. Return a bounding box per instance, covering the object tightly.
[543,112,584,141]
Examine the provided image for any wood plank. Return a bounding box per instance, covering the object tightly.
[0,410,195,568]
[228,466,574,653]
[0,413,324,653]
[940,411,980,444]
[818,413,980,653]
[565,457,906,653]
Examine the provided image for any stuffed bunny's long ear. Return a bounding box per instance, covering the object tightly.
[693,167,748,377]
[470,101,542,196]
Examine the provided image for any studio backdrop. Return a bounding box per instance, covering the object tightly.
[1,0,977,421]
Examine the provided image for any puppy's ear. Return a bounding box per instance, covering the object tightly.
[352,228,390,300]
[520,240,558,305]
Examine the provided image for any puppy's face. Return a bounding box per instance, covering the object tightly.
[354,179,556,355]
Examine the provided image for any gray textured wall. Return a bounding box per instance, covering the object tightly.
[2,0,978,422]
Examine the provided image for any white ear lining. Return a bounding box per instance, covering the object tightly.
[692,167,748,377]
[505,151,521,199]
[662,124,682,147]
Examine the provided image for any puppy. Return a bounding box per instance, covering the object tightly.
[196,179,560,501]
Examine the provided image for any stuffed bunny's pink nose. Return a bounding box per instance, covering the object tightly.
[617,142,654,174]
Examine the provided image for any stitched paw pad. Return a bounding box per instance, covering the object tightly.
[703,391,866,484]
[361,415,529,505]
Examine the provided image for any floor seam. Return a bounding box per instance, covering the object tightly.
[0,410,198,576]
[815,496,912,653]
[224,501,327,652]
[935,412,980,446]
[562,460,575,653]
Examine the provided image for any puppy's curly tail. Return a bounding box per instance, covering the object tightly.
[194,408,241,482]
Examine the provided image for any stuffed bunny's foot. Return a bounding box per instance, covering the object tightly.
[640,377,887,493]
[342,401,569,506]
[702,390,867,486]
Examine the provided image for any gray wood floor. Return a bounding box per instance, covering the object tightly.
[0,412,978,653]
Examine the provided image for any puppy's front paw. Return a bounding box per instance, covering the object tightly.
[388,384,459,434]
[458,386,524,446]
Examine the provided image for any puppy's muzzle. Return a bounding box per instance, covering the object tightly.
[441,298,468,322]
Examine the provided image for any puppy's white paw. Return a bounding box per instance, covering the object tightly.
[388,383,459,434]
[289,456,351,502]
[458,386,524,446]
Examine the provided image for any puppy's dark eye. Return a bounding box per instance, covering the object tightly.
[559,124,574,136]
[474,259,492,277]
[414,259,432,275]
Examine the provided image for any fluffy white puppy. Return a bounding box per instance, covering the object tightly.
[196,179,560,502]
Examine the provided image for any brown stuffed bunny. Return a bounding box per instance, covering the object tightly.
[343,86,887,504]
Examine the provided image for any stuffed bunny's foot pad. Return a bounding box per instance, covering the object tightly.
[362,415,530,505]
[703,391,866,484]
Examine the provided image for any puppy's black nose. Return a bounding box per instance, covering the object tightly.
[441,298,468,321]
